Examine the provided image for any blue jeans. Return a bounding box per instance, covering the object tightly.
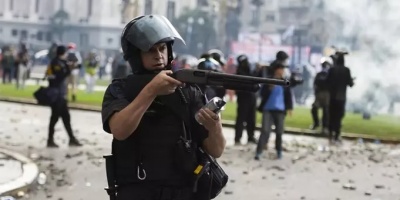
[256,111,285,155]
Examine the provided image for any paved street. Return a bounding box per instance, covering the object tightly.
[0,101,399,200]
[0,153,22,185]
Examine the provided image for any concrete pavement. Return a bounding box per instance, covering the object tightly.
[0,101,399,200]
[0,148,39,197]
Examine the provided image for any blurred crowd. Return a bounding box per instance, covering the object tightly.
[0,41,132,100]
[1,40,355,158]
[172,48,354,159]
[0,42,30,88]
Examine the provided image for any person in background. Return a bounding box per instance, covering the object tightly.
[234,54,258,145]
[197,53,225,99]
[255,63,293,160]
[224,56,236,102]
[46,45,82,148]
[171,54,181,71]
[268,51,289,77]
[1,46,15,84]
[310,58,331,133]
[84,49,100,93]
[66,42,82,102]
[98,50,107,80]
[47,41,59,61]
[15,42,30,90]
[326,52,354,144]
[208,50,227,99]
[196,53,221,99]
[112,49,131,79]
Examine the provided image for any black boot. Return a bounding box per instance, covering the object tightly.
[311,106,319,130]
[47,140,59,148]
[234,140,241,146]
[328,131,335,145]
[69,138,82,147]
[247,137,258,144]
[48,126,58,148]
[64,121,82,147]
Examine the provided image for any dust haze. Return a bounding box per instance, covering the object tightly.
[323,0,400,114]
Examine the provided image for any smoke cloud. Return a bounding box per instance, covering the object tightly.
[323,0,400,114]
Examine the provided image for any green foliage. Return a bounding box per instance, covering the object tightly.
[1,84,399,139]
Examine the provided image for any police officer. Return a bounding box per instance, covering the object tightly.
[326,52,354,144]
[197,53,221,72]
[101,15,225,200]
[208,49,226,69]
[208,49,227,99]
[234,55,257,145]
[46,45,82,148]
[196,53,224,99]
[310,58,331,132]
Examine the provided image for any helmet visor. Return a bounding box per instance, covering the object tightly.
[124,15,185,52]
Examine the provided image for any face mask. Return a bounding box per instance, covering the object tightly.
[282,59,289,66]
[283,68,291,79]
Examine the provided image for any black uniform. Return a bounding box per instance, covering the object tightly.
[326,63,354,141]
[46,57,80,146]
[196,57,225,99]
[234,55,258,144]
[102,14,222,200]
[311,68,330,130]
[102,78,209,200]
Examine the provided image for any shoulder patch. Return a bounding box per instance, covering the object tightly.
[109,79,127,99]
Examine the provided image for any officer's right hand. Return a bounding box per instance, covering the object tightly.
[147,70,183,96]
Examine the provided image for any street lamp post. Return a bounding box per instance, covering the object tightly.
[186,16,206,55]
[186,17,194,51]
[225,0,239,56]
[251,0,264,62]
[197,17,205,54]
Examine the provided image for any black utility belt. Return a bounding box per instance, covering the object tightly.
[119,183,193,196]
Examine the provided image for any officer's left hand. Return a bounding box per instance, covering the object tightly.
[196,108,220,131]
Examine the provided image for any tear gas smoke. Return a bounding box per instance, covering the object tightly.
[323,0,400,115]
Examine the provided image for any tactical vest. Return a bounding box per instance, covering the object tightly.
[315,71,329,92]
[112,74,197,187]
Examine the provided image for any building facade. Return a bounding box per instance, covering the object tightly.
[0,0,198,52]
[0,0,123,51]
[0,0,328,54]
[237,0,328,48]
[121,0,198,23]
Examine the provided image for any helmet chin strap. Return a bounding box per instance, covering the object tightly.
[128,42,174,75]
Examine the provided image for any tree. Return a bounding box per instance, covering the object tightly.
[172,8,217,56]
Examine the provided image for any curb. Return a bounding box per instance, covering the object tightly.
[1,97,400,144]
[0,148,39,197]
[220,120,400,144]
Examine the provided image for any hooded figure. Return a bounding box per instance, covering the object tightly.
[326,52,354,144]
